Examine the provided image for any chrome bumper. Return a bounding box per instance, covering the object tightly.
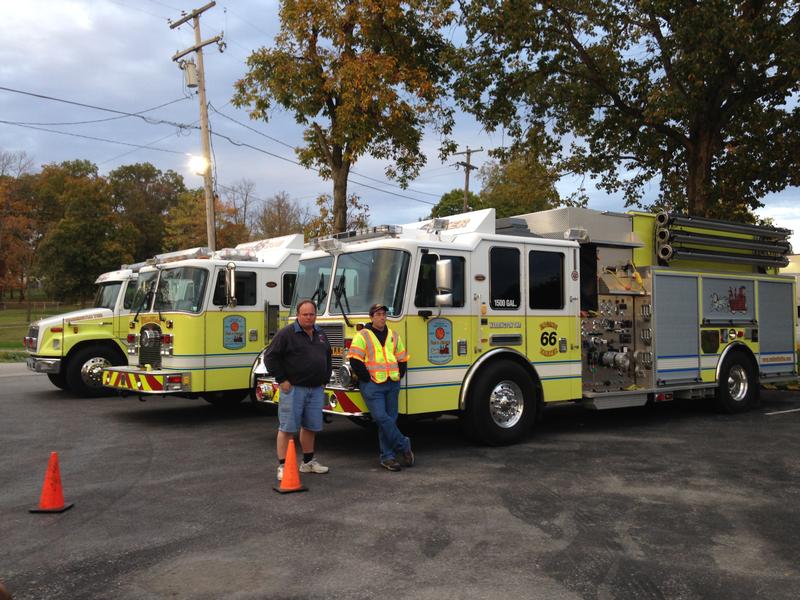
[26,357,61,374]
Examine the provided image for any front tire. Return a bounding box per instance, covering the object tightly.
[47,372,70,391]
[463,360,536,445]
[66,346,122,397]
[716,352,758,413]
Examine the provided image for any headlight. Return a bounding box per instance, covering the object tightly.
[337,363,357,388]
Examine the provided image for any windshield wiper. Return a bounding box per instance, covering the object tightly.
[132,282,155,323]
[309,273,328,311]
[332,273,353,327]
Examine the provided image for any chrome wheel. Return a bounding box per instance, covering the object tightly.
[727,365,748,403]
[488,379,525,428]
[80,356,112,388]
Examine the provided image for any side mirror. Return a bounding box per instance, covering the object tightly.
[225,262,237,307]
[435,259,453,307]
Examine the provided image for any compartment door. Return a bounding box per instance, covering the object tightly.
[654,274,700,384]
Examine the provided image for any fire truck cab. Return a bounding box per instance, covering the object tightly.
[254,207,796,444]
[101,235,303,405]
[24,266,141,396]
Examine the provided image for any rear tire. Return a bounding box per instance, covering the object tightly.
[65,346,122,397]
[47,372,70,391]
[716,352,757,413]
[462,360,536,445]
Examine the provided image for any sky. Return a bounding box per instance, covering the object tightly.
[1,0,798,250]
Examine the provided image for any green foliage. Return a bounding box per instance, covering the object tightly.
[163,189,250,252]
[108,163,186,261]
[456,0,800,217]
[233,0,455,232]
[34,167,135,301]
[304,194,370,239]
[479,154,564,217]
[429,188,481,218]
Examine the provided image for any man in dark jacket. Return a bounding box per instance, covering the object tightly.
[263,299,332,481]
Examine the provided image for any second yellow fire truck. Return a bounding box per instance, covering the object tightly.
[254,207,796,444]
[101,235,304,405]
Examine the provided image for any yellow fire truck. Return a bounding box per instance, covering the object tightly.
[24,266,142,396]
[254,207,796,444]
[101,235,304,405]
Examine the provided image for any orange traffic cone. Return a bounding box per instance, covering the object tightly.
[30,452,74,513]
[273,439,307,494]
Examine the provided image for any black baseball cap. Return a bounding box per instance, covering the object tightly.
[369,303,388,316]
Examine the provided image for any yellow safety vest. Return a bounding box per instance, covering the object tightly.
[347,327,409,384]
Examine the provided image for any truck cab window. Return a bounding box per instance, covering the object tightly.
[213,271,257,306]
[529,251,565,310]
[490,247,520,310]
[282,273,296,307]
[415,253,466,307]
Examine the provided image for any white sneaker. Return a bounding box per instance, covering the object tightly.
[277,464,284,481]
[299,458,329,474]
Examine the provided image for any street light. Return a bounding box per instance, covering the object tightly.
[188,154,209,176]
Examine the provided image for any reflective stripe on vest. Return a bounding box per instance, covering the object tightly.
[347,327,403,383]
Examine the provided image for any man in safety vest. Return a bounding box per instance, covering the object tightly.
[347,303,413,471]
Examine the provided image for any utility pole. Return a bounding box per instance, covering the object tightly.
[170,1,224,250]
[454,146,483,212]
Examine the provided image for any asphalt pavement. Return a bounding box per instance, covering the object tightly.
[1,362,799,599]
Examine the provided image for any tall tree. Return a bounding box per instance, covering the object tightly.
[233,0,455,233]
[108,163,186,261]
[0,177,35,299]
[251,191,308,239]
[456,0,800,217]
[163,190,207,252]
[479,154,562,217]
[164,190,250,251]
[304,193,370,239]
[429,188,481,218]
[35,169,134,302]
[0,149,34,178]
[0,151,35,299]
[223,178,257,228]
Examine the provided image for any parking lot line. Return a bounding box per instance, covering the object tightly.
[764,407,800,416]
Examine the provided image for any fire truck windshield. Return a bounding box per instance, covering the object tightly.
[153,267,209,313]
[131,271,158,312]
[329,249,410,317]
[92,282,122,310]
[291,256,333,315]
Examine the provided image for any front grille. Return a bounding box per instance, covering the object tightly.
[138,323,162,368]
[318,322,345,385]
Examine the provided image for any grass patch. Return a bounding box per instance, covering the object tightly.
[0,302,82,351]
[0,350,27,363]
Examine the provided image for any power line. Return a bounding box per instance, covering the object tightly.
[0,86,196,131]
[0,120,186,155]
[13,97,190,127]
[209,103,442,198]
[0,86,438,206]
[208,130,435,205]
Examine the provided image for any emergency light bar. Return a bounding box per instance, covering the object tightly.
[311,225,402,249]
[212,247,258,262]
[149,247,212,265]
[122,260,148,272]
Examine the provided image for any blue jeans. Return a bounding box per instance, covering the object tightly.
[278,385,325,433]
[360,379,410,462]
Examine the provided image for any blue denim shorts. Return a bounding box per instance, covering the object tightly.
[278,385,324,433]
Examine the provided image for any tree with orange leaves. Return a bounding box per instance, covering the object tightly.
[233,0,455,233]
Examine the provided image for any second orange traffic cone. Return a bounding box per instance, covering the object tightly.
[273,439,307,494]
[30,452,74,513]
